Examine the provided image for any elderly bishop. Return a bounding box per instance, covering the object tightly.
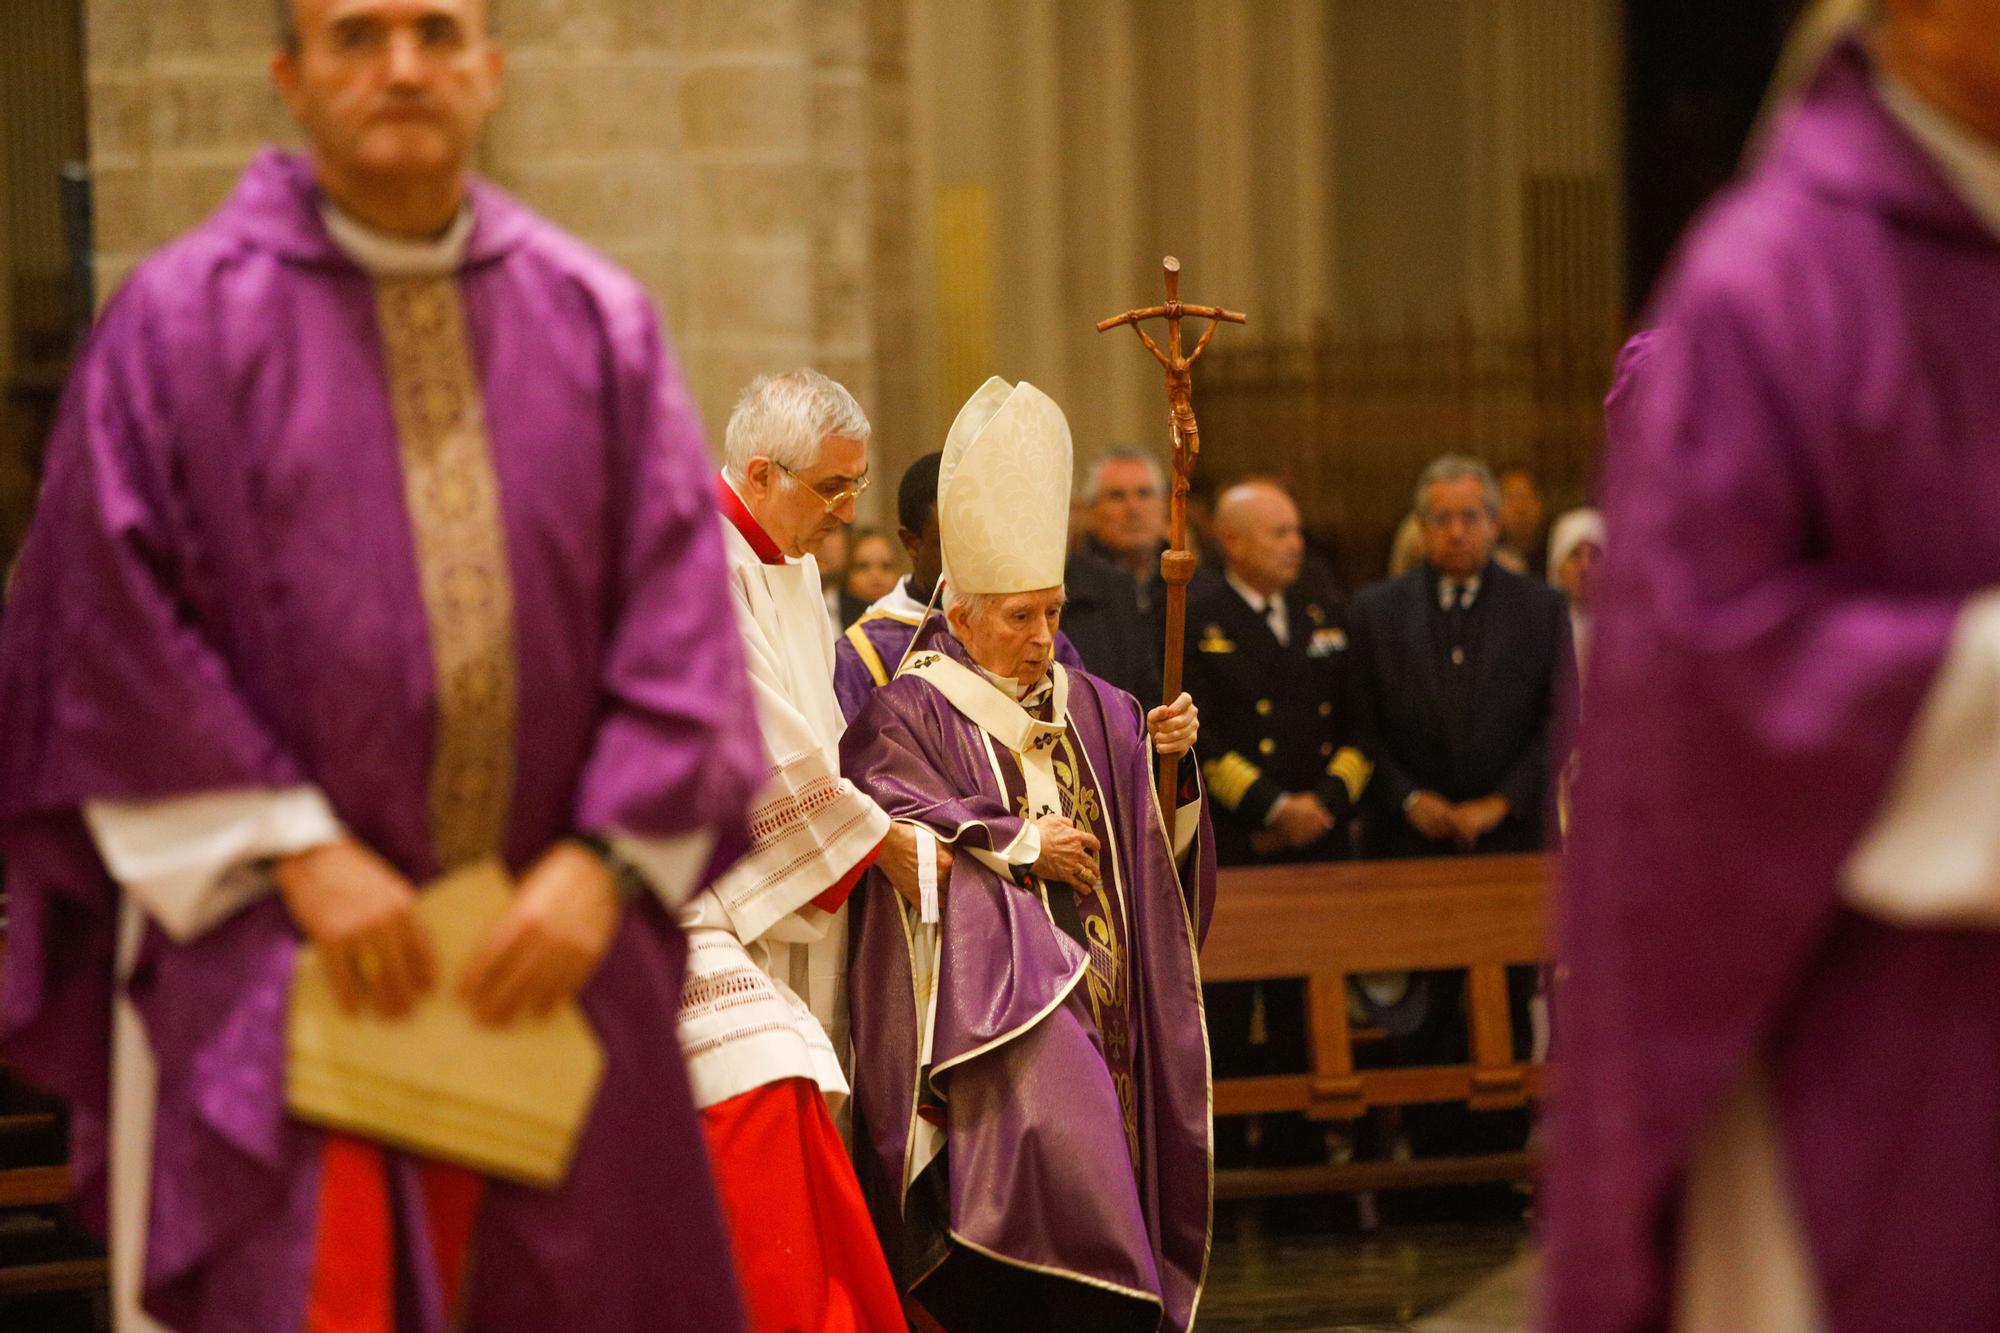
[843,378,1215,1333]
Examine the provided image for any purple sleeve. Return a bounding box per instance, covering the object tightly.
[839,687,1032,857]
[1592,307,1957,869]
[832,636,875,725]
[569,307,761,874]
[0,278,306,821]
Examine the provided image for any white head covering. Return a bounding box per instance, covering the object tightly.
[1548,507,1606,582]
[937,377,1073,595]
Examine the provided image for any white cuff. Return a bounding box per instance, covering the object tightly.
[1174,786,1204,860]
[83,786,343,941]
[608,829,718,911]
[915,825,940,925]
[996,818,1041,866]
[965,818,1042,882]
[1844,590,2000,926]
[1260,792,1287,829]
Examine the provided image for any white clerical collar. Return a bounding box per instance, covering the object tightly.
[1877,66,2000,238]
[1224,571,1281,615]
[868,574,934,626]
[972,660,1055,708]
[322,202,475,276]
[900,648,1070,757]
[1437,572,1483,611]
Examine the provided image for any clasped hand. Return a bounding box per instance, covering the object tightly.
[878,821,955,910]
[1405,791,1510,851]
[1031,813,1102,892]
[1252,792,1336,855]
[277,837,622,1029]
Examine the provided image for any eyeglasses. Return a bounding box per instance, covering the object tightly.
[775,461,871,514]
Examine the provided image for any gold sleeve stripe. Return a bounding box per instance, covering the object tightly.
[845,623,890,688]
[1201,752,1263,811]
[1328,747,1373,805]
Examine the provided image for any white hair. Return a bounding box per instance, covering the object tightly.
[944,586,1007,623]
[944,584,1066,625]
[1414,454,1501,518]
[721,368,871,483]
[1084,446,1166,501]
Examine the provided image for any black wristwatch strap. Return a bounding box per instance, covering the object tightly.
[573,833,647,901]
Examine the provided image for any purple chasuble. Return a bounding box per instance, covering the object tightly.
[1545,46,2000,1332]
[833,609,1083,724]
[842,631,1215,1332]
[0,150,761,1331]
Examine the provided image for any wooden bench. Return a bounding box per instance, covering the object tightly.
[1201,853,1550,1198]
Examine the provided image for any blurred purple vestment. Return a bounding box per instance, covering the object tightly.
[0,150,762,1331]
[1545,45,2000,1332]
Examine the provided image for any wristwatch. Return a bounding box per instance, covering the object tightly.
[572,833,648,901]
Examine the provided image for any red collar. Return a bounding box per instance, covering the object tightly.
[715,475,785,566]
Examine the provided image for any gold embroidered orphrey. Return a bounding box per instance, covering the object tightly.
[374,275,519,870]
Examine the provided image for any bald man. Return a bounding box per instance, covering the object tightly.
[1182,480,1369,1168]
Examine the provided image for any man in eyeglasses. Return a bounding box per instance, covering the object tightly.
[699,368,932,1329]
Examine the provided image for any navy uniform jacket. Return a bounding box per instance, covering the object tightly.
[1344,561,1572,858]
[1182,571,1370,866]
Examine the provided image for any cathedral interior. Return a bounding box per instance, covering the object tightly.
[0,3,1814,1330]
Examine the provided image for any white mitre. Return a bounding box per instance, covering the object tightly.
[937,376,1073,596]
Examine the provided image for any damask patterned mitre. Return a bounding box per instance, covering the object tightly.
[937,376,1073,596]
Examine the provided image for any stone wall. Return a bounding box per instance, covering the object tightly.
[64,0,1623,547]
[75,0,917,522]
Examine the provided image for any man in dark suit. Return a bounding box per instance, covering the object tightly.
[1344,456,1570,1103]
[1062,446,1168,703]
[1183,480,1371,1170]
[1347,455,1572,860]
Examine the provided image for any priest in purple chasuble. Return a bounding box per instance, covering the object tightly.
[1545,6,2000,1330]
[833,450,1082,723]
[0,3,763,1330]
[687,369,920,1332]
[842,378,1215,1333]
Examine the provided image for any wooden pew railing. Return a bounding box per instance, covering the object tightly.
[1201,853,1550,1198]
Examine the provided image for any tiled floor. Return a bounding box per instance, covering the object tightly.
[1,1197,1536,1333]
[1199,1192,1533,1332]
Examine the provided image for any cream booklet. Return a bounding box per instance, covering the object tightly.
[286,859,606,1188]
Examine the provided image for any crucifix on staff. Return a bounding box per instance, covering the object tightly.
[1097,257,1248,818]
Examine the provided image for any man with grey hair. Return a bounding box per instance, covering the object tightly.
[696,367,920,1329]
[1345,454,1570,860]
[1063,446,1172,703]
[1339,454,1569,1157]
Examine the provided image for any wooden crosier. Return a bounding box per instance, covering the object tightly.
[1096,257,1247,819]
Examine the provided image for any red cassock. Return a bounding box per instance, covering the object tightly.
[703,1079,906,1332]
